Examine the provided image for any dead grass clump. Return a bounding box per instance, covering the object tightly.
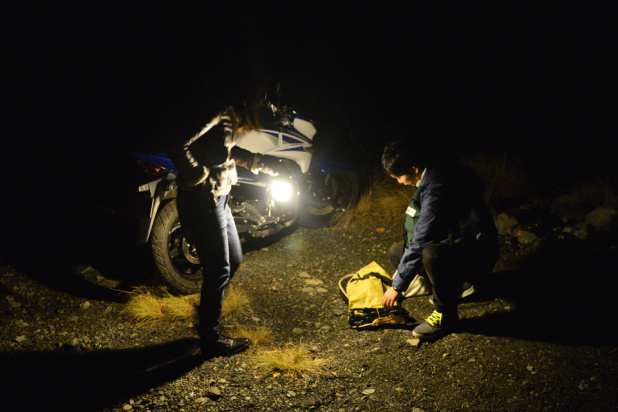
[230,324,274,348]
[124,284,251,324]
[252,343,329,378]
[124,287,199,324]
[163,293,200,322]
[336,170,414,228]
[221,285,251,318]
[124,290,167,322]
[462,153,530,207]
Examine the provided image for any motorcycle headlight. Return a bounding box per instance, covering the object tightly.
[270,179,293,202]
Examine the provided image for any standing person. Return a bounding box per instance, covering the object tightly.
[169,96,281,357]
[380,140,499,339]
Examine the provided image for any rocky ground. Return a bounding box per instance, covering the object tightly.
[1,208,617,412]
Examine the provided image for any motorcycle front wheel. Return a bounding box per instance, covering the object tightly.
[298,169,359,228]
[150,200,202,295]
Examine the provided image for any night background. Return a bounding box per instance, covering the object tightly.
[1,4,618,411]
[2,2,615,240]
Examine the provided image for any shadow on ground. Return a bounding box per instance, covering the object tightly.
[1,191,300,302]
[1,196,147,302]
[0,338,203,412]
[462,238,618,346]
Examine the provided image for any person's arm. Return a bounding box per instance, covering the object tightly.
[230,146,259,172]
[392,182,452,292]
[168,114,226,188]
[229,146,286,176]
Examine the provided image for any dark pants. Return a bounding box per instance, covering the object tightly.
[388,238,498,314]
[176,190,243,338]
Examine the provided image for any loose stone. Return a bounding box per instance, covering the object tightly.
[406,338,420,347]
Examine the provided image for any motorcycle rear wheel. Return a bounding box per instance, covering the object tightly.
[150,200,202,295]
[298,169,359,228]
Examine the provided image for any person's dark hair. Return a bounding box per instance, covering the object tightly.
[381,140,437,176]
[225,99,262,132]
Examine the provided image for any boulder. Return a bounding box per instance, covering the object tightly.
[562,224,590,241]
[550,197,594,225]
[494,213,518,236]
[584,207,618,234]
[512,225,539,245]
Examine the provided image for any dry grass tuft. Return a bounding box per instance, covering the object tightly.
[336,169,414,228]
[124,285,252,325]
[163,293,200,322]
[230,324,274,348]
[124,287,199,324]
[221,286,251,318]
[462,154,530,207]
[252,343,329,378]
[124,291,167,322]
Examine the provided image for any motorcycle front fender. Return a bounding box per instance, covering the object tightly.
[136,178,178,244]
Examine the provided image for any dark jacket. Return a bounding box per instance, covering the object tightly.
[392,163,497,291]
[168,113,256,197]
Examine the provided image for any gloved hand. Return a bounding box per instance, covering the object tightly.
[255,154,285,176]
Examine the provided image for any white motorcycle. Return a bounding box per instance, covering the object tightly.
[134,92,359,294]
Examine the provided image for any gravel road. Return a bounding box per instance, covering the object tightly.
[1,210,617,411]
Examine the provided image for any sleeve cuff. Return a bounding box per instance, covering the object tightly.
[250,154,261,174]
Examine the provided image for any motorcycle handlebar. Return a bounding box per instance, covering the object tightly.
[263,98,295,126]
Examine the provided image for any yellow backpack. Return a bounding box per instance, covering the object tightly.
[338,262,409,329]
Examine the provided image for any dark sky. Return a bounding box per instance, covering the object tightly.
[3,3,615,188]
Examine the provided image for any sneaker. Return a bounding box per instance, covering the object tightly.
[201,333,251,358]
[412,310,457,340]
[428,282,475,305]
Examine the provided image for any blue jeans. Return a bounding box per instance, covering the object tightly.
[176,190,243,338]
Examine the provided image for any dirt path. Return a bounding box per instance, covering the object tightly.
[1,221,617,411]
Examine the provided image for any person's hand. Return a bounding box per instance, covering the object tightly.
[382,287,401,310]
[257,154,285,176]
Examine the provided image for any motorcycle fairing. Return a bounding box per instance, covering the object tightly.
[136,152,178,174]
[237,128,313,173]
